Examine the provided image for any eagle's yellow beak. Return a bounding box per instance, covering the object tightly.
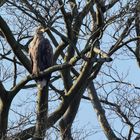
[36,26,45,33]
[40,28,45,32]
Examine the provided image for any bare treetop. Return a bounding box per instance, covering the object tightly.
[0,0,140,140]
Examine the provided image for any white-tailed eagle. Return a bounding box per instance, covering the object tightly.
[29,26,53,88]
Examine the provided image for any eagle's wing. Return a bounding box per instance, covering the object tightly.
[38,38,53,82]
[38,38,53,71]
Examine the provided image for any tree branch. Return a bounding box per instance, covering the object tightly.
[88,82,121,140]
[109,17,135,55]
[9,63,73,99]
[0,16,31,72]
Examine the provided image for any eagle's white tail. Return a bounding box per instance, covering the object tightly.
[37,79,47,89]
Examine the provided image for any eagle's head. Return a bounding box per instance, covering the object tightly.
[35,26,45,34]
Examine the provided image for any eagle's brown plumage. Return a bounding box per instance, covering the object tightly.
[29,26,53,87]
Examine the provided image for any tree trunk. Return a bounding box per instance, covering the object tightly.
[32,86,48,140]
[59,93,82,140]
[0,98,10,140]
[88,82,121,140]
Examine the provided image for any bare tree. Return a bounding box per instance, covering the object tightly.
[0,0,140,140]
